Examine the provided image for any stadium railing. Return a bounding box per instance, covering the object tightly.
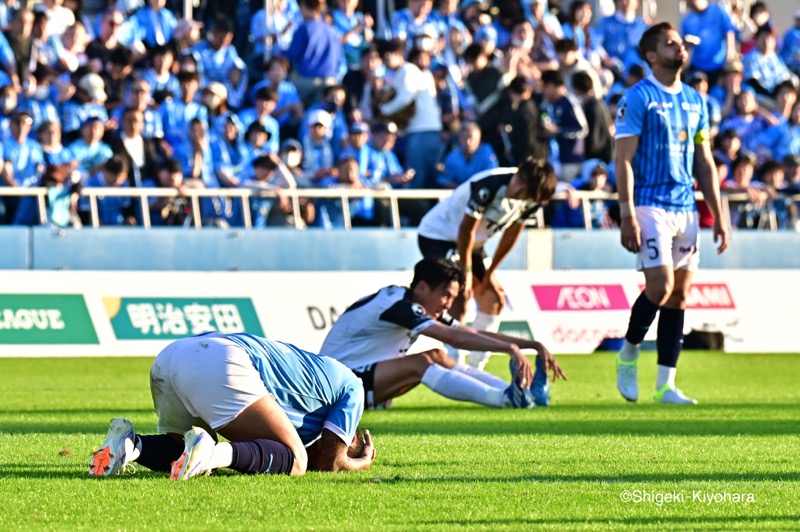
[0,187,798,231]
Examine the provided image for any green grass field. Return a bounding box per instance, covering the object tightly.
[1,352,798,530]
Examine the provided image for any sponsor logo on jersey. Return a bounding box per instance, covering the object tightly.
[532,285,630,311]
[411,303,427,316]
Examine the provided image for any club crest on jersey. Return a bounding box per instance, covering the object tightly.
[411,303,426,316]
[678,129,688,142]
[617,104,626,120]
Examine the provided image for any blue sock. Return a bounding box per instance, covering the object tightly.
[657,307,685,368]
[625,292,661,345]
[229,439,295,475]
[135,434,184,472]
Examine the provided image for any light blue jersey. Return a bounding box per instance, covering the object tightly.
[615,76,709,212]
[223,332,363,446]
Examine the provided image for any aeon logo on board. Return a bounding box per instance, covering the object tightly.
[532,285,630,311]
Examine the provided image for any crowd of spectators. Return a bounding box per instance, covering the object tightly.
[0,0,798,229]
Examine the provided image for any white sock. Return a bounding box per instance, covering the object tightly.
[467,311,501,370]
[453,363,509,389]
[620,339,640,362]
[421,364,505,407]
[656,365,676,389]
[211,441,233,469]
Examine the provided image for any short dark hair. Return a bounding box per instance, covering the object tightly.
[255,86,278,102]
[759,159,783,177]
[178,70,200,84]
[253,155,278,171]
[463,43,485,64]
[104,154,128,175]
[555,38,579,54]
[517,158,557,202]
[109,46,133,67]
[540,69,564,87]
[571,71,594,93]
[755,25,773,40]
[508,76,529,95]
[638,21,676,65]
[159,157,183,175]
[410,258,465,292]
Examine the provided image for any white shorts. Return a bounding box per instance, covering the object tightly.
[635,206,700,272]
[149,333,269,435]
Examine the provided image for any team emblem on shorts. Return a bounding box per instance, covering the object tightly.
[477,187,490,202]
[411,303,426,316]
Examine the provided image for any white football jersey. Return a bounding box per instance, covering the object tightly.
[319,285,456,370]
[418,168,541,246]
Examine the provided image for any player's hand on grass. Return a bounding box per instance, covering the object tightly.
[536,344,568,382]
[713,218,729,254]
[620,216,641,253]
[510,345,533,389]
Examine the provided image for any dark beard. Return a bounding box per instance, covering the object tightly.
[662,56,687,70]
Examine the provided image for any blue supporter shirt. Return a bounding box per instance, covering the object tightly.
[134,6,178,48]
[69,139,113,178]
[437,143,498,188]
[369,144,404,184]
[61,101,109,135]
[615,75,709,212]
[742,49,791,93]
[159,99,208,151]
[249,80,302,126]
[223,332,363,446]
[780,27,800,73]
[3,137,44,187]
[598,14,649,67]
[141,69,180,98]
[82,172,133,226]
[237,109,280,154]
[680,4,735,72]
[283,18,341,78]
[194,42,243,84]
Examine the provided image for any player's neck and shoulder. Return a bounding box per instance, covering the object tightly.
[628,74,703,104]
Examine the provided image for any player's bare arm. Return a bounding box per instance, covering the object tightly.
[306,429,376,472]
[694,140,730,254]
[422,321,534,387]
[482,221,525,295]
[457,214,480,300]
[615,134,641,253]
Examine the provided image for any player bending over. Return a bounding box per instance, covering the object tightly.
[89,332,376,479]
[417,158,557,371]
[320,258,567,409]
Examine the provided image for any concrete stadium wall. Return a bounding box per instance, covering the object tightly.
[0,228,798,271]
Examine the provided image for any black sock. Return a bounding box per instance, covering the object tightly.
[624,292,661,345]
[229,439,295,475]
[657,307,685,368]
[135,434,184,472]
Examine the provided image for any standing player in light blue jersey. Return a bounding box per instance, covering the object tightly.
[614,22,729,405]
[89,332,375,480]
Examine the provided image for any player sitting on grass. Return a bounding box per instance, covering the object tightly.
[89,332,376,480]
[320,258,567,409]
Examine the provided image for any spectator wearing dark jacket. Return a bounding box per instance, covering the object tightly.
[572,71,613,163]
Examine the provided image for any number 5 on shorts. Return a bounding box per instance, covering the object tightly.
[646,238,659,260]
